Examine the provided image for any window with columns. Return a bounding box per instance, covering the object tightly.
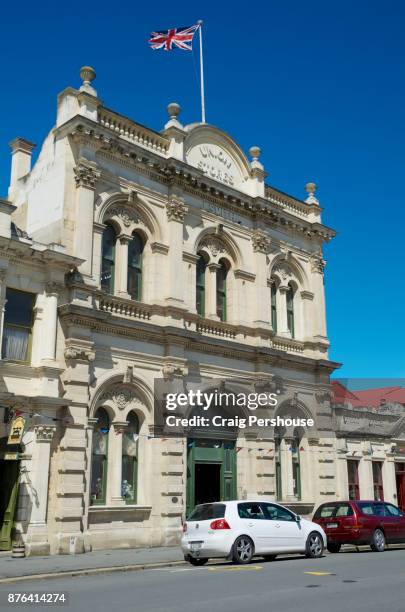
[269,271,298,338]
[194,242,232,323]
[274,434,302,501]
[90,407,110,505]
[101,224,116,294]
[127,233,144,301]
[101,223,148,301]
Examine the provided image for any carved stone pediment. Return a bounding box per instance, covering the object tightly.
[99,384,145,411]
[107,205,139,227]
[199,236,229,258]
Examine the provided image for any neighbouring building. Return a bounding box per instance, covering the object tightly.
[0,66,403,556]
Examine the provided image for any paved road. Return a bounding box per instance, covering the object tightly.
[1,548,405,612]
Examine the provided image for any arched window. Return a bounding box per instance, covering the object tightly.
[101,224,116,294]
[128,233,144,301]
[286,283,295,338]
[271,280,277,332]
[216,261,228,322]
[122,412,139,503]
[196,253,207,317]
[90,408,110,505]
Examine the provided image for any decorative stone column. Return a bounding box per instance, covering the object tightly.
[73,159,101,278]
[252,229,271,330]
[300,290,314,341]
[25,425,56,556]
[206,263,220,320]
[83,418,97,536]
[165,196,188,307]
[383,457,398,505]
[359,456,374,499]
[249,147,266,198]
[311,256,328,340]
[183,252,200,313]
[115,235,131,299]
[0,268,7,358]
[109,421,128,506]
[92,222,105,286]
[277,285,291,338]
[41,282,60,363]
[282,438,295,500]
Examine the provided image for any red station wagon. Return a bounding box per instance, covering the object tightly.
[313,500,405,553]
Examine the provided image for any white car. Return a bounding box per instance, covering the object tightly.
[181,500,326,565]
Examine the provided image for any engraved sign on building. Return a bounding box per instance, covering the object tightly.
[186,144,243,189]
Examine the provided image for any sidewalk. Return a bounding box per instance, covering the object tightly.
[0,546,185,583]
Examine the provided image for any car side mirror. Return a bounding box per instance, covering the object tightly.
[295,515,301,522]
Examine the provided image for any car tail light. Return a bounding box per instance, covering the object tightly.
[210,519,231,530]
[182,522,187,533]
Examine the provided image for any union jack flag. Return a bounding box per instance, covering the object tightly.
[149,24,199,51]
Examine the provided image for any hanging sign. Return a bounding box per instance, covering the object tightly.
[7,416,26,445]
[4,452,19,461]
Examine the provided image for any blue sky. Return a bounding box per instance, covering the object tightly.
[1,0,404,378]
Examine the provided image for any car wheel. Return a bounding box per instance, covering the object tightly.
[370,529,386,552]
[327,543,341,554]
[306,532,324,558]
[187,556,208,566]
[263,554,277,561]
[232,535,254,564]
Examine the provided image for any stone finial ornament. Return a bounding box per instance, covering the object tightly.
[249,146,261,161]
[79,66,97,96]
[167,102,181,120]
[249,145,264,174]
[164,102,183,131]
[305,182,319,206]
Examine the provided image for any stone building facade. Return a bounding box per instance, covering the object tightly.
[0,67,404,556]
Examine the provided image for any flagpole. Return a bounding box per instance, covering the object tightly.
[197,20,206,123]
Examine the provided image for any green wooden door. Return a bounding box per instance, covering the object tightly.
[0,460,20,550]
[186,439,236,516]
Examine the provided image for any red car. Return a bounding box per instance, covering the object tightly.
[313,500,405,553]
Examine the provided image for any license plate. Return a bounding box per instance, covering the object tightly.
[190,542,202,552]
[327,523,338,528]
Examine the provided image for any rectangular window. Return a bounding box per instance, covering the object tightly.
[347,460,360,500]
[372,461,384,501]
[292,440,301,500]
[271,283,277,332]
[275,439,282,500]
[2,289,35,362]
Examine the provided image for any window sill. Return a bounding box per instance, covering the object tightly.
[88,504,152,518]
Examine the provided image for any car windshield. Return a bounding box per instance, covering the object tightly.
[187,504,226,521]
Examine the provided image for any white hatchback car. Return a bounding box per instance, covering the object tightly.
[181,500,326,565]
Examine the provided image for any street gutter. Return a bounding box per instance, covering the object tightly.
[0,560,188,584]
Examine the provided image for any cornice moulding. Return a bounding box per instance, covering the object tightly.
[55,116,335,243]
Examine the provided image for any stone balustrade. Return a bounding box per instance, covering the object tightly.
[98,296,151,320]
[99,108,169,154]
